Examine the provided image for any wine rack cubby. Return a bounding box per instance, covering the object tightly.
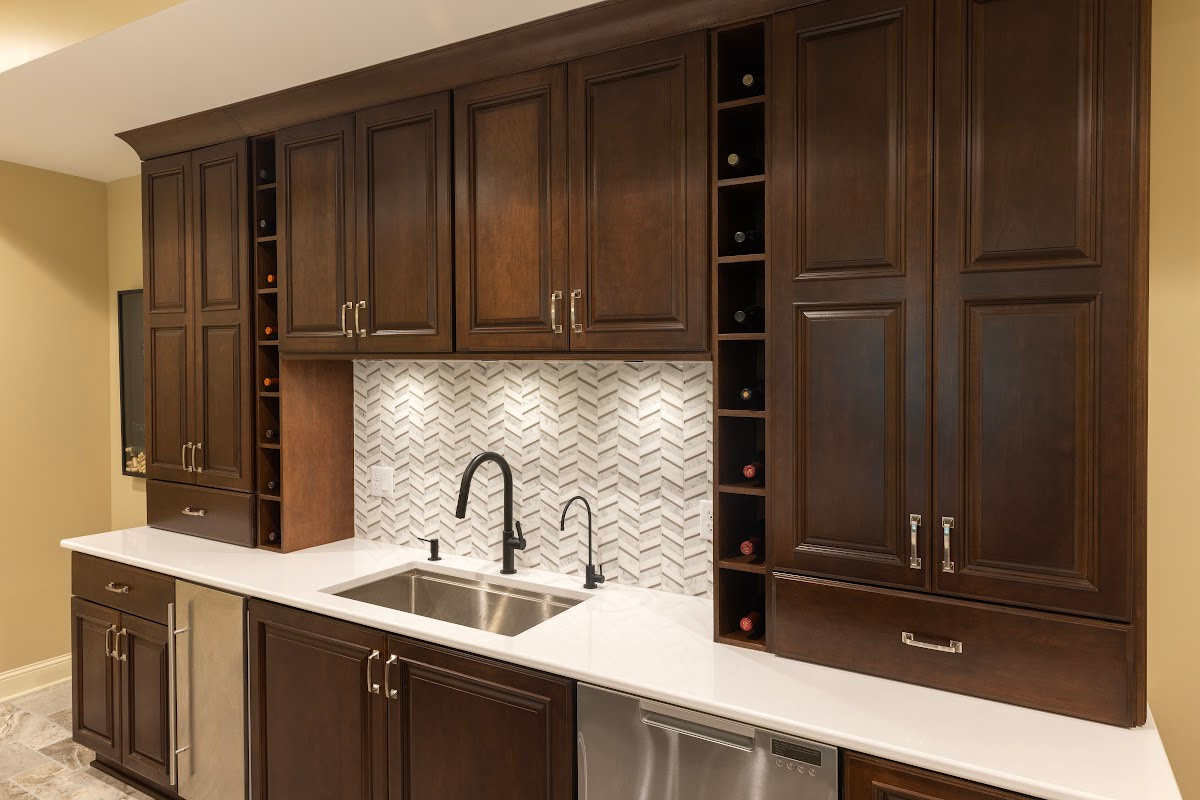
[712,19,770,651]
[253,134,283,551]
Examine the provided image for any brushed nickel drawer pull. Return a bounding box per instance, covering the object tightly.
[551,291,563,334]
[941,517,956,573]
[902,632,962,654]
[182,507,207,517]
[366,650,381,695]
[908,514,922,569]
[105,582,131,594]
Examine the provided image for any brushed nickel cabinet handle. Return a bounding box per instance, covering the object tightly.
[570,289,582,333]
[182,507,207,517]
[105,624,117,659]
[902,632,962,654]
[341,302,353,337]
[105,582,131,594]
[355,300,367,337]
[167,603,178,787]
[908,514,922,569]
[116,628,128,662]
[192,442,203,473]
[384,654,399,700]
[366,650,381,695]
[551,291,563,334]
[941,517,956,573]
[183,442,194,472]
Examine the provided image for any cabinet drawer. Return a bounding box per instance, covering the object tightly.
[147,480,256,547]
[772,574,1137,726]
[843,752,1036,800]
[72,553,174,625]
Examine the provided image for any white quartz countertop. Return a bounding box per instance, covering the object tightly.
[62,528,1179,800]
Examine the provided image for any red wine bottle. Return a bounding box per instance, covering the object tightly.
[738,381,764,406]
[732,305,764,329]
[742,454,765,483]
[263,325,277,338]
[739,536,763,557]
[266,273,277,285]
[739,610,763,635]
[263,377,280,390]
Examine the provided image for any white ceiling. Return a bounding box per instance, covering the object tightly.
[0,0,595,182]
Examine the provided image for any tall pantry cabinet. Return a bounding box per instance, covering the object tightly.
[768,0,1147,727]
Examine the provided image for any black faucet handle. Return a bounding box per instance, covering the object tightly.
[415,535,441,562]
[509,522,527,551]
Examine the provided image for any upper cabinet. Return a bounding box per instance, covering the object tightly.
[144,142,253,492]
[454,67,569,352]
[567,33,709,352]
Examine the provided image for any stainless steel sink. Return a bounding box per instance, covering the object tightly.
[330,567,584,636]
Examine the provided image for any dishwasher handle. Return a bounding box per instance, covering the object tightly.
[639,698,755,752]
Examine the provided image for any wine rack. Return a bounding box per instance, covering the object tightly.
[712,20,769,650]
[253,134,283,550]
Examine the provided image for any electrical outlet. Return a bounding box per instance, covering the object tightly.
[369,466,395,498]
[700,500,714,541]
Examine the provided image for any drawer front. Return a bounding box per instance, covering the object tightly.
[843,752,1035,800]
[772,574,1137,726]
[72,553,174,625]
[147,480,256,547]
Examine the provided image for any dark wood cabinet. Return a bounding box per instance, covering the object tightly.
[143,141,253,493]
[278,115,357,353]
[118,615,172,787]
[769,0,932,590]
[843,752,1036,800]
[356,94,453,353]
[71,598,121,761]
[387,637,574,800]
[454,67,569,352]
[248,600,388,800]
[567,33,709,352]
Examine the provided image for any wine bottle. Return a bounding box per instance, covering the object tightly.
[732,228,764,253]
[263,325,276,338]
[725,152,764,176]
[732,305,764,329]
[264,429,278,440]
[258,167,275,182]
[738,536,763,557]
[742,454,765,483]
[738,610,763,635]
[266,273,277,285]
[738,381,764,406]
[263,377,280,390]
[266,530,278,543]
[266,479,278,492]
[740,73,760,94]
[258,218,275,236]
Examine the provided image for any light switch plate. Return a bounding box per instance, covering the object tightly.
[369,466,395,498]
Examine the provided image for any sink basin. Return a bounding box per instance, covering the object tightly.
[330,567,585,636]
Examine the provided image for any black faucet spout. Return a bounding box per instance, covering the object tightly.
[456,451,524,574]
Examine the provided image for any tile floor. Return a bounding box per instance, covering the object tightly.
[0,682,151,800]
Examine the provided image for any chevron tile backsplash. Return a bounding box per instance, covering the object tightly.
[354,361,713,596]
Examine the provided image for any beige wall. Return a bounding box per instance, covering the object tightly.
[107,176,147,530]
[0,161,111,673]
[1148,0,1200,795]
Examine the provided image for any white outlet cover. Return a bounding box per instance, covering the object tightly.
[369,466,395,498]
[700,500,714,542]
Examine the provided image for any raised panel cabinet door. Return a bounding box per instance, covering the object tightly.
[843,752,1036,800]
[454,66,569,352]
[278,115,357,353]
[143,153,196,484]
[191,140,254,491]
[356,93,453,353]
[933,0,1143,620]
[248,601,388,800]
[769,0,933,589]
[387,637,574,800]
[71,598,120,761]
[567,33,708,352]
[118,615,172,790]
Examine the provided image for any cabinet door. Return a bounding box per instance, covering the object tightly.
[278,115,357,353]
[248,601,387,800]
[356,94,453,353]
[191,140,254,491]
[118,615,172,789]
[71,598,120,761]
[933,0,1140,620]
[844,752,1035,800]
[769,0,933,589]
[387,637,574,800]
[567,33,708,352]
[143,153,195,484]
[454,67,569,352]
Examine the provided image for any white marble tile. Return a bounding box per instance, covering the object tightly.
[10,683,71,718]
[0,745,51,782]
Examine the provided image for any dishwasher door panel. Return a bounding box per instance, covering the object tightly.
[577,684,837,800]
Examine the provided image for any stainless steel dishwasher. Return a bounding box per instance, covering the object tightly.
[578,684,837,799]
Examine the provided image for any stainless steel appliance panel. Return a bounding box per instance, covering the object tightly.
[578,684,837,800]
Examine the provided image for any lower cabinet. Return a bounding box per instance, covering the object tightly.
[844,752,1036,800]
[247,600,575,800]
[70,597,172,790]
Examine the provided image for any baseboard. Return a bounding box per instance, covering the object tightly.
[0,654,71,703]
